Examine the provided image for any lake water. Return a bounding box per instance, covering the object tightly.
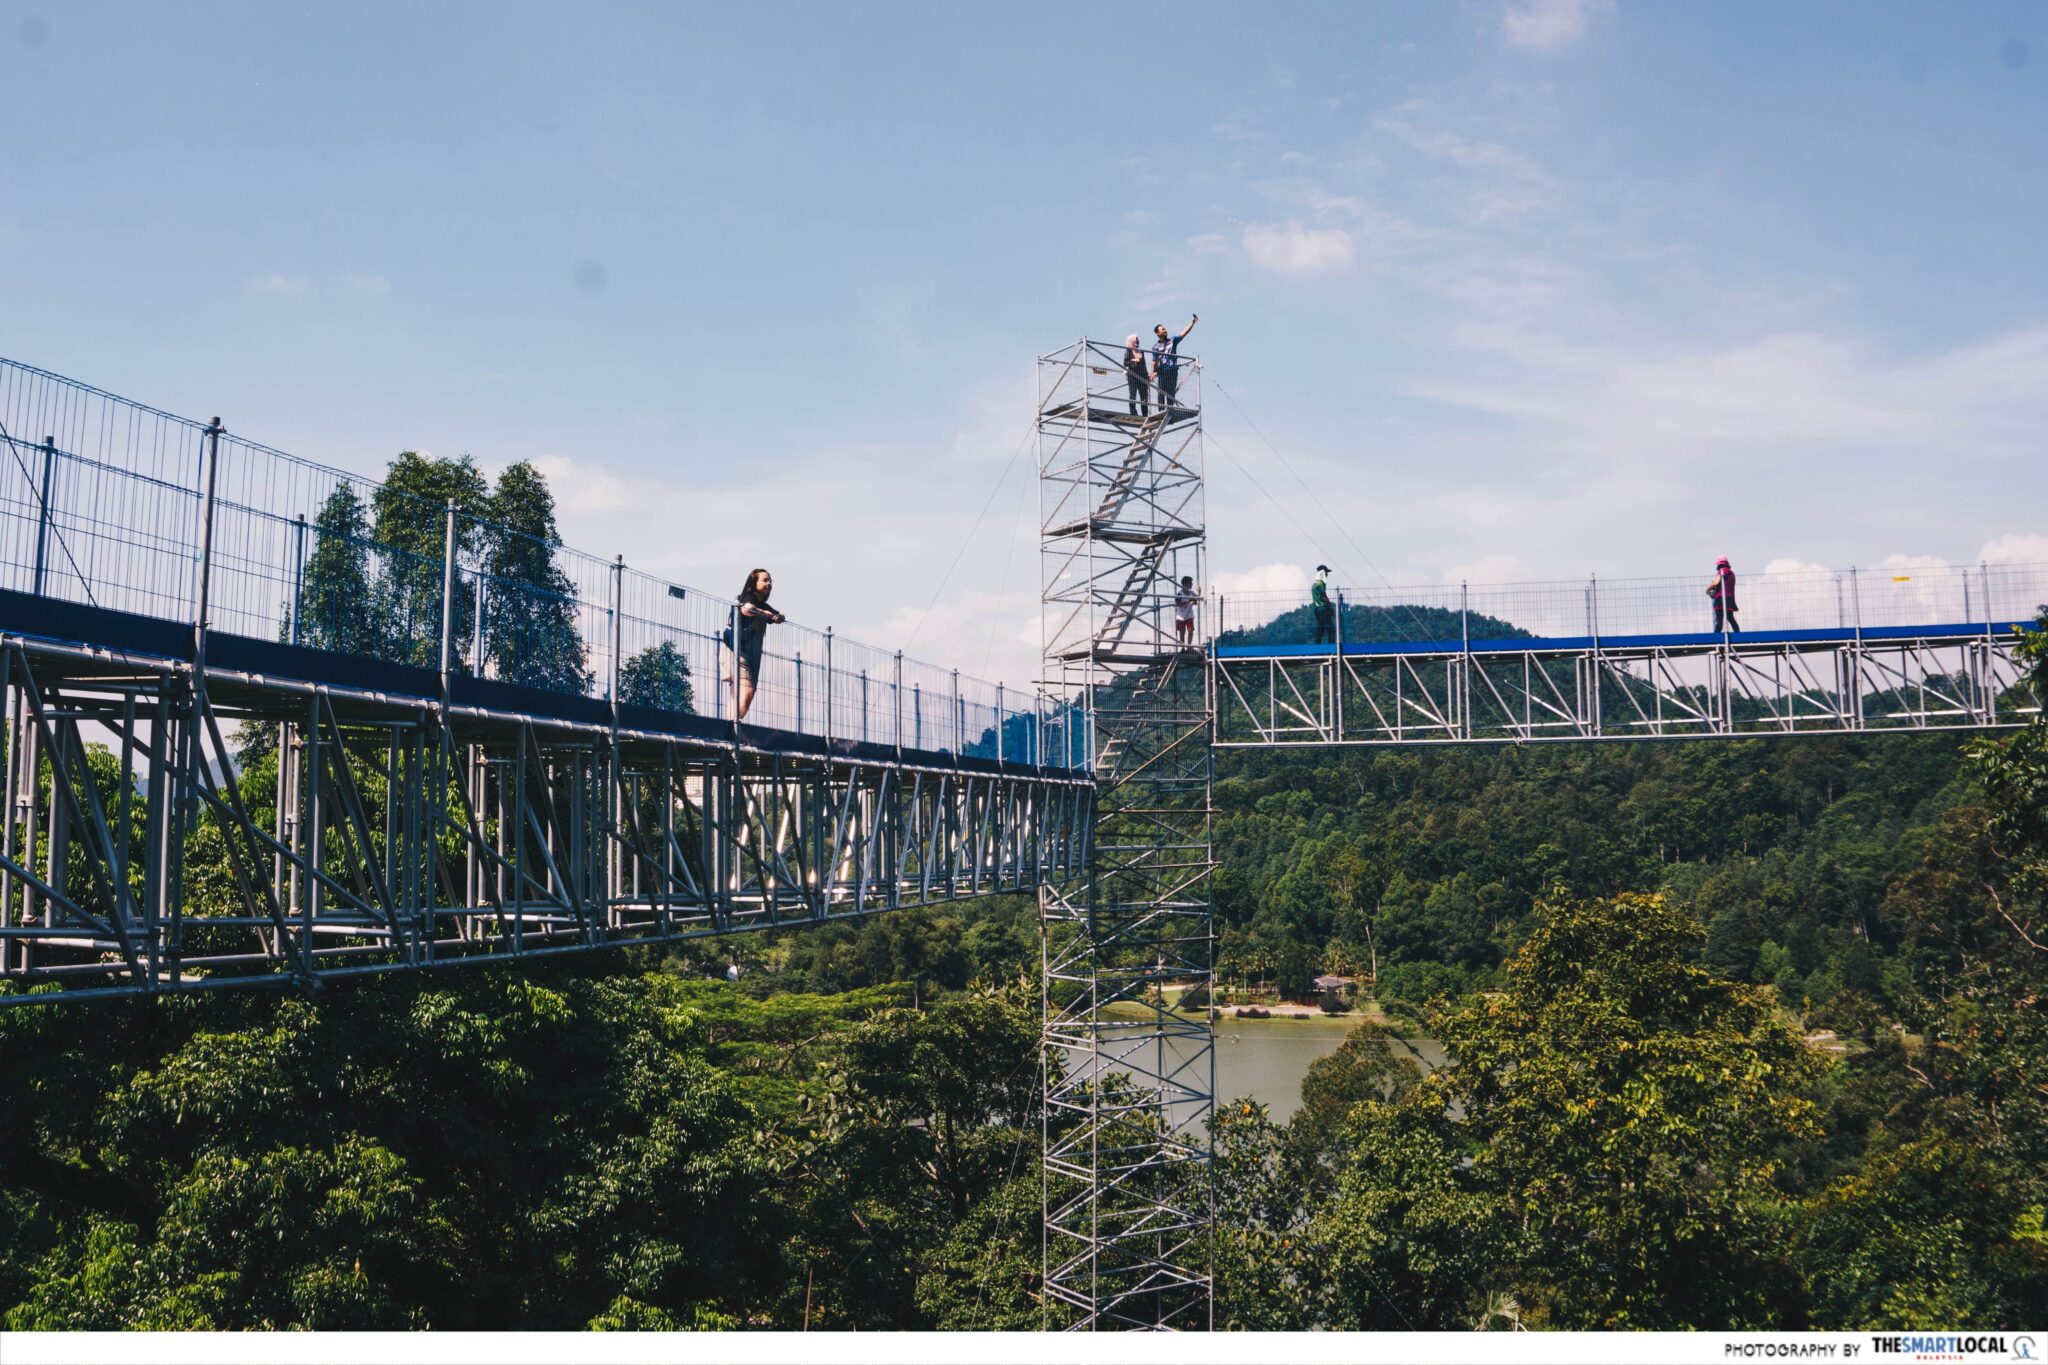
[1200,1014,1447,1122]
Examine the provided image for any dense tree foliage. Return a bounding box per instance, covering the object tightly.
[296,483,374,657]
[480,461,590,695]
[372,451,489,670]
[0,971,1042,1330]
[620,641,696,715]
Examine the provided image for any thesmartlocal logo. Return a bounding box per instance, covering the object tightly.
[1869,1335,2035,1362]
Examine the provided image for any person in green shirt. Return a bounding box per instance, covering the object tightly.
[1311,565,1336,645]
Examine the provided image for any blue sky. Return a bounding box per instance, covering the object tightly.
[2,0,2043,685]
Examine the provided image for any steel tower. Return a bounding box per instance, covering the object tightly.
[1037,339,1215,1330]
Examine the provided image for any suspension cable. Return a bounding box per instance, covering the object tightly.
[1211,377,1446,643]
[901,414,1036,655]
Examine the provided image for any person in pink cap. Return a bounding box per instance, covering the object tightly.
[1707,556,1740,633]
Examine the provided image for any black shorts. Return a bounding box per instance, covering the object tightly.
[738,631,765,682]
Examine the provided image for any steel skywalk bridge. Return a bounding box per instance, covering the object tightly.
[0,356,1090,1002]
[1210,569,2043,748]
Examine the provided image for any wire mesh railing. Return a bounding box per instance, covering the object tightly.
[1218,563,2048,651]
[0,354,1075,768]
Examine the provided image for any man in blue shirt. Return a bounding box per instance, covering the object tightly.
[1151,313,1198,413]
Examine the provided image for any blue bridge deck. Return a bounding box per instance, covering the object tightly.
[1217,620,2032,660]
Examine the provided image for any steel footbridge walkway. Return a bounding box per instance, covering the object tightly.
[1210,570,2042,748]
[0,356,1091,1002]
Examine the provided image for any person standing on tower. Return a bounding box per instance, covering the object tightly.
[1151,314,1198,413]
[1311,565,1336,645]
[1123,333,1151,419]
[1708,556,1740,633]
[1174,574,1199,648]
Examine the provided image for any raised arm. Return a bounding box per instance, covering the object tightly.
[1179,313,1199,341]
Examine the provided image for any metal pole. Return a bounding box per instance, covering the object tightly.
[894,650,904,756]
[608,556,623,921]
[1849,567,1864,730]
[472,572,486,678]
[953,668,961,756]
[1589,574,1602,738]
[1332,588,1345,741]
[437,500,457,697]
[608,555,623,710]
[1981,560,1996,724]
[996,682,1005,762]
[1461,581,1471,741]
[30,436,55,597]
[729,604,742,728]
[288,513,308,647]
[192,419,223,670]
[824,628,835,748]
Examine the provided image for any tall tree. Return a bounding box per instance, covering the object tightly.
[371,452,487,669]
[1435,891,1824,1328]
[619,641,694,715]
[296,483,373,657]
[480,461,588,695]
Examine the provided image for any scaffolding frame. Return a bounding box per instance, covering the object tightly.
[1037,339,1215,1331]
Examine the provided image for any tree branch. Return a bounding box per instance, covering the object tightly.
[1985,883,2048,956]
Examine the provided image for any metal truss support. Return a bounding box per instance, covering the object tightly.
[1037,339,1215,1331]
[0,638,1091,1001]
[1213,633,2040,748]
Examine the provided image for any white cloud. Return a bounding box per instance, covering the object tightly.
[524,437,1048,691]
[1501,0,1611,53]
[1135,234,1236,311]
[1762,558,1832,578]
[247,271,392,299]
[1241,222,1355,278]
[1213,562,1311,599]
[1411,324,2048,461]
[1443,555,1525,586]
[1979,533,2048,566]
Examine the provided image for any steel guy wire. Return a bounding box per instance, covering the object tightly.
[901,413,1036,655]
[1212,377,1446,646]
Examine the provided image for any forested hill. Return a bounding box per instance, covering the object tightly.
[1222,600,1527,648]
[1213,729,1982,1019]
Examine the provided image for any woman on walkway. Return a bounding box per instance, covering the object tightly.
[733,567,785,720]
